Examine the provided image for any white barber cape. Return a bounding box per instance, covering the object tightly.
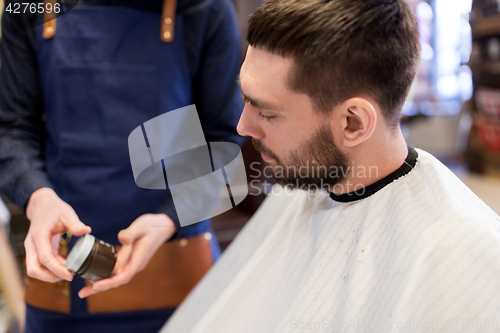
[160,148,500,333]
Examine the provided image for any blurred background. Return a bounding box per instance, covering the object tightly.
[1,0,500,332]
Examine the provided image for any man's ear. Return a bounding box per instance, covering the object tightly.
[332,98,377,148]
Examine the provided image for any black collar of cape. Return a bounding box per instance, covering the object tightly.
[329,146,418,203]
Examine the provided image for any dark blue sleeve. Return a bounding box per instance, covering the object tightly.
[157,0,245,238]
[191,0,245,146]
[0,6,53,212]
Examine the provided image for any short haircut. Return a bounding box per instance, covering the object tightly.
[247,0,421,127]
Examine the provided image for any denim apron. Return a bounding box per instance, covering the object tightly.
[27,4,219,332]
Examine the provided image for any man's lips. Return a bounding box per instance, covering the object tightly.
[261,152,274,162]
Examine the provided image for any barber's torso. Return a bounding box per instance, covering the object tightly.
[35,1,206,243]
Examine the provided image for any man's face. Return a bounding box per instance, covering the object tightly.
[237,46,349,189]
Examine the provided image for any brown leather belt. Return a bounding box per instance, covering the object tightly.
[24,233,213,314]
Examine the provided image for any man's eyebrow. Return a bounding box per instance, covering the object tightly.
[240,92,282,111]
[238,73,282,111]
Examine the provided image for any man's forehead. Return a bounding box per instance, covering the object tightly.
[240,46,293,85]
[240,46,295,103]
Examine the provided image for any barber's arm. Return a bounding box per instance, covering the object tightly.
[78,0,244,298]
[192,0,244,146]
[0,5,91,283]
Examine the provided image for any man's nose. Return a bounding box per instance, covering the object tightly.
[237,105,264,139]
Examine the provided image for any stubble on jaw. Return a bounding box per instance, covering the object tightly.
[252,125,350,190]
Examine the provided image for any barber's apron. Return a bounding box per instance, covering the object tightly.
[26,5,220,333]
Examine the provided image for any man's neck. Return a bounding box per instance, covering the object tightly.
[331,128,409,195]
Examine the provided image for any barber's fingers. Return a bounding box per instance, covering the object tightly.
[55,254,66,266]
[78,259,138,298]
[118,214,175,246]
[79,240,152,298]
[51,233,61,257]
[31,228,73,281]
[112,243,133,275]
[78,285,98,299]
[25,236,63,283]
[58,211,91,237]
[96,241,149,289]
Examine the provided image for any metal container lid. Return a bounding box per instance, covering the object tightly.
[65,234,95,273]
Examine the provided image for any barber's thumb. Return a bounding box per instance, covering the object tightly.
[118,229,141,246]
[118,223,146,246]
[118,230,132,245]
[64,215,91,236]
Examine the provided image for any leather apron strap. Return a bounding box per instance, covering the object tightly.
[43,0,178,42]
[160,0,177,42]
[43,0,57,39]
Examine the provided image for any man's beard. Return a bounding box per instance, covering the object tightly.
[252,125,349,191]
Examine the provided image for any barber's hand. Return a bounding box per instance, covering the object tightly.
[25,187,92,282]
[78,213,176,298]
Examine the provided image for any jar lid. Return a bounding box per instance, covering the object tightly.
[65,234,95,273]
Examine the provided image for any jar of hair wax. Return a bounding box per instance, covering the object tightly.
[65,234,117,282]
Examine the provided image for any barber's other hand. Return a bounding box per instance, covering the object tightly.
[78,213,176,298]
[25,187,92,282]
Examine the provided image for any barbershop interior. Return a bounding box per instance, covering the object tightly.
[0,0,500,332]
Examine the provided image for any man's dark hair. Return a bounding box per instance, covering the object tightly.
[247,0,421,127]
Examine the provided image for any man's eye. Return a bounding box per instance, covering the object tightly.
[258,112,276,121]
